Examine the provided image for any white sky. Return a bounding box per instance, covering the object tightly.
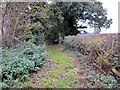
[99,0,119,33]
[78,0,119,33]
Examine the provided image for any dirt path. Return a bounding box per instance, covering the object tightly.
[17,45,118,88]
[23,45,106,88]
[26,45,82,88]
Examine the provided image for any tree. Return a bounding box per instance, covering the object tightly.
[44,3,64,43]
[2,2,49,47]
[1,2,29,47]
[55,1,112,35]
[1,1,112,45]
[44,1,112,43]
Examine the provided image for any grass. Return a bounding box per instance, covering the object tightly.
[47,45,71,66]
[40,45,80,88]
[11,44,119,88]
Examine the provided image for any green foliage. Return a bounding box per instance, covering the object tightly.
[1,41,46,87]
[2,2,49,47]
[45,4,63,42]
[45,1,112,42]
[55,2,112,34]
[2,3,48,87]
[0,82,9,89]
[63,34,119,88]
[86,72,118,88]
[47,45,71,66]
[63,34,119,69]
[2,2,112,46]
[41,45,80,88]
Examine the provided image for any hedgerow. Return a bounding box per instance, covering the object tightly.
[0,41,47,88]
[63,33,120,86]
[64,46,119,88]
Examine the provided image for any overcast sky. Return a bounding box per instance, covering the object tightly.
[98,0,119,33]
[77,0,119,33]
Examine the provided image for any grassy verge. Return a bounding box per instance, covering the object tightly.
[40,45,80,88]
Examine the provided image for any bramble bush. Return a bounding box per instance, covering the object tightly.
[63,33,119,68]
[64,49,119,88]
[63,33,120,85]
[0,41,47,88]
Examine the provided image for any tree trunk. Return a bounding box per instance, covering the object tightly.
[1,3,8,36]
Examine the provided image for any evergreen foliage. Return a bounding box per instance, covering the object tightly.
[1,41,47,87]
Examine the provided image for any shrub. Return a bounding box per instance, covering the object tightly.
[0,82,9,89]
[63,33,119,84]
[1,41,47,87]
[63,33,119,67]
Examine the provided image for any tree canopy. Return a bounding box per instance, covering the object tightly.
[44,1,112,42]
[55,1,112,34]
[1,1,112,46]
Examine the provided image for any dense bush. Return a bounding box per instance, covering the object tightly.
[64,49,119,88]
[0,41,47,87]
[63,33,120,83]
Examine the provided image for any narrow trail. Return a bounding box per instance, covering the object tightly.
[26,45,103,88]
[27,45,80,88]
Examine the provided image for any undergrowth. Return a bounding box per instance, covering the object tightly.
[0,41,47,88]
[64,49,119,88]
[39,45,80,88]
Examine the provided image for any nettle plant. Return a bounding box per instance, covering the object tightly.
[1,41,47,87]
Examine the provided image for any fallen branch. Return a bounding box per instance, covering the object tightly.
[97,48,120,77]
